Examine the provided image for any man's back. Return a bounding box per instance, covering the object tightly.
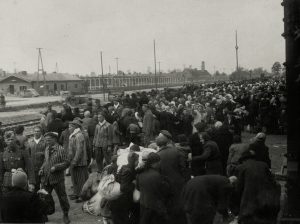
[1,187,46,223]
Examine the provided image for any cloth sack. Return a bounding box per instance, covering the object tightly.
[98,174,121,200]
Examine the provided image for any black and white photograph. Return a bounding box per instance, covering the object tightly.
[0,0,298,223]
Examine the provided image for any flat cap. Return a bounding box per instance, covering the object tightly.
[160,130,172,139]
[44,132,59,139]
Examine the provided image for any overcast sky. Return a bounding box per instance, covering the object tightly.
[0,0,284,75]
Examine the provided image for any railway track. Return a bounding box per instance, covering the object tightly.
[3,118,41,137]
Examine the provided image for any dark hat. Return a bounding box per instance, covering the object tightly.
[145,152,160,166]
[44,132,59,139]
[194,122,207,132]
[160,130,172,139]
[69,119,82,128]
[130,144,140,152]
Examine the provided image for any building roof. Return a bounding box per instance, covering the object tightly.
[0,75,31,83]
[27,73,82,82]
[0,73,83,83]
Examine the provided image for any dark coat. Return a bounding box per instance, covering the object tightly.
[211,127,233,175]
[189,133,205,176]
[157,145,189,224]
[137,168,172,218]
[248,141,271,168]
[235,159,280,223]
[182,175,233,224]
[46,118,66,138]
[192,140,223,175]
[1,187,52,223]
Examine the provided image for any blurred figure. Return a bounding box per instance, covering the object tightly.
[248,132,271,168]
[0,131,35,193]
[182,175,235,224]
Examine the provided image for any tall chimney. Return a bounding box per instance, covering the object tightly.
[201,61,205,71]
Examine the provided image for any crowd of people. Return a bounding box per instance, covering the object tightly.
[0,76,285,224]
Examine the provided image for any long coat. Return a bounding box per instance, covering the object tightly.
[235,159,280,223]
[1,187,52,223]
[157,145,189,224]
[137,168,172,224]
[192,140,223,175]
[189,133,205,176]
[182,175,233,224]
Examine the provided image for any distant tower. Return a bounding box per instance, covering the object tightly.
[235,30,239,71]
[201,61,205,71]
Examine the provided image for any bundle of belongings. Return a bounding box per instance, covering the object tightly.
[82,143,156,216]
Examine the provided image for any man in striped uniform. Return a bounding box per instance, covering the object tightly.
[27,126,47,191]
[39,132,70,224]
[93,112,113,172]
[68,119,88,203]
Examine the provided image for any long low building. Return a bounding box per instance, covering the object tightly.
[0,73,85,96]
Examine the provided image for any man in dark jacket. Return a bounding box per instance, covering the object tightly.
[182,175,234,224]
[211,121,233,175]
[137,153,172,224]
[189,132,223,175]
[248,132,271,168]
[156,134,189,224]
[189,122,206,176]
[1,169,53,223]
[235,150,280,224]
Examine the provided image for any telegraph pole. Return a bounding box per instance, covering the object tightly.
[115,57,119,75]
[100,51,105,100]
[37,48,46,94]
[154,39,157,90]
[235,30,239,71]
[109,65,111,74]
[55,62,58,73]
[158,61,161,74]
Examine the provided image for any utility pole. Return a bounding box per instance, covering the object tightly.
[115,57,119,75]
[158,61,161,74]
[235,30,239,71]
[154,39,157,90]
[100,51,105,100]
[55,62,58,73]
[37,48,46,94]
[109,65,111,74]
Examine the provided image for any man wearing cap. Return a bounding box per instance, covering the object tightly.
[93,112,113,172]
[142,104,155,147]
[68,119,88,203]
[39,132,70,224]
[159,130,174,147]
[27,125,47,191]
[0,131,35,193]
